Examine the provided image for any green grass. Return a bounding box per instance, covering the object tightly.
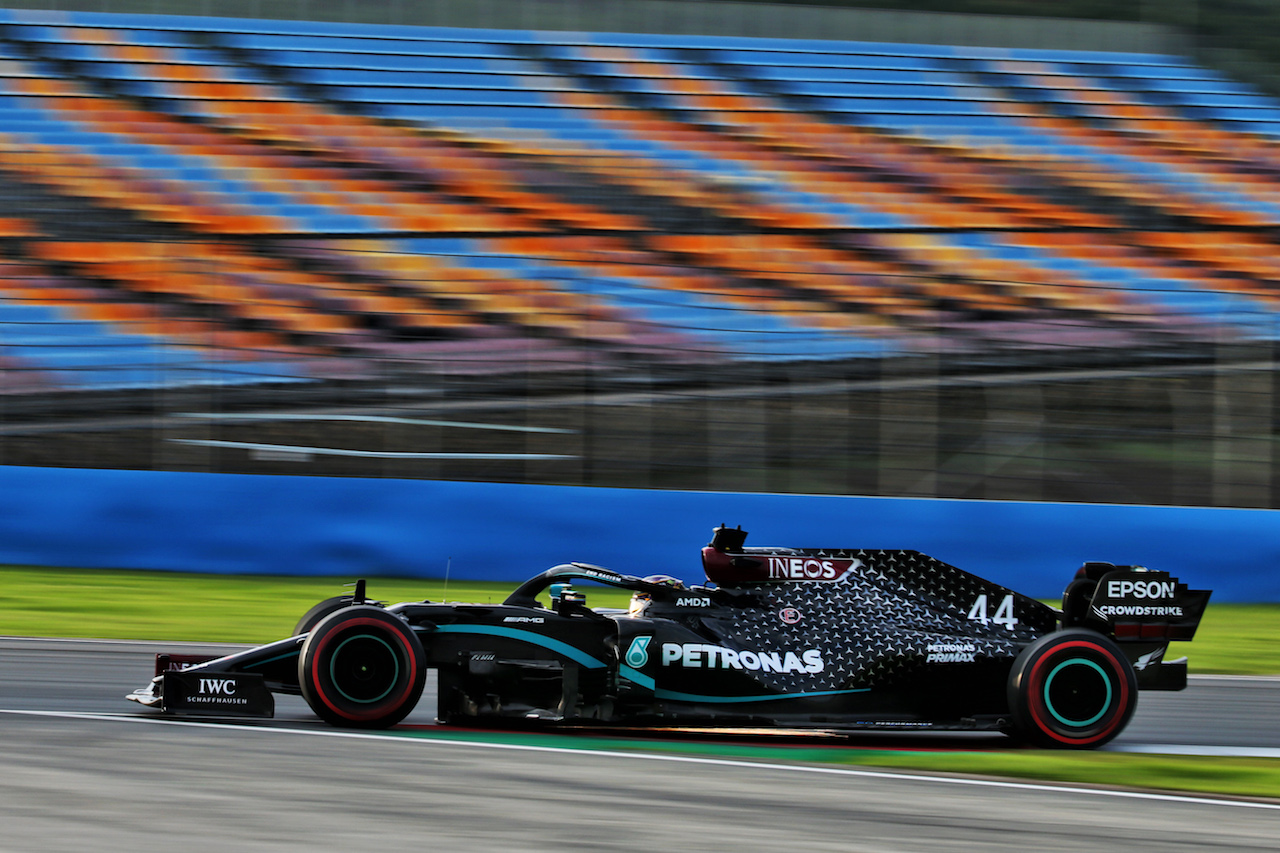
[2,564,1276,802]
[847,751,1280,800]
[0,566,583,643]
[1184,603,1280,676]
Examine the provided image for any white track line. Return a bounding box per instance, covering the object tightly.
[3,709,1277,811]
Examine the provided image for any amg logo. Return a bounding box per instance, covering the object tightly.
[503,616,545,624]
[925,642,977,664]
[198,678,237,696]
[1106,580,1176,600]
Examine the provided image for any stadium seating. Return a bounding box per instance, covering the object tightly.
[2,7,1280,392]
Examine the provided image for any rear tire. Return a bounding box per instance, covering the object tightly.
[1007,629,1136,749]
[299,606,425,729]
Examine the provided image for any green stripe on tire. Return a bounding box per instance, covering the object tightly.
[330,633,400,704]
[1044,657,1111,728]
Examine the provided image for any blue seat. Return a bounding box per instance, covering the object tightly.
[749,66,957,85]
[255,49,527,75]
[306,212,382,233]
[337,85,547,106]
[713,48,951,70]
[784,80,964,98]
[223,32,520,58]
[1101,62,1230,81]
[1137,77,1257,96]
[1006,48,1189,65]
[1175,92,1280,109]
[112,28,195,47]
[0,303,68,323]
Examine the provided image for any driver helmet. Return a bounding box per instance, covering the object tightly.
[643,574,685,590]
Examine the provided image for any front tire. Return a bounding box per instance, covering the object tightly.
[299,606,425,729]
[293,595,356,636]
[1007,629,1137,748]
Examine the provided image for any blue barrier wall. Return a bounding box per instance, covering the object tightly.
[0,465,1275,601]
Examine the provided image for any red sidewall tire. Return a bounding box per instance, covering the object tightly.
[1007,630,1137,749]
[299,606,425,729]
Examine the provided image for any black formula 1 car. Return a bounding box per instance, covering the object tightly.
[127,525,1210,747]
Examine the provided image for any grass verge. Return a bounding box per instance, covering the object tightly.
[0,566,552,643]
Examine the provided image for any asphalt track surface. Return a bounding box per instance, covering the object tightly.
[2,638,1278,853]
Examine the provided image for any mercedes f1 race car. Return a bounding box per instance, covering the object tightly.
[127,525,1210,748]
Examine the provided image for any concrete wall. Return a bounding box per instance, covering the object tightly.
[1,465,1273,600]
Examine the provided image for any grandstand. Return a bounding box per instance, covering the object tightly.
[1,4,1278,507]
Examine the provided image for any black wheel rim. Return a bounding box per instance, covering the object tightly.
[328,632,401,704]
[1043,657,1112,729]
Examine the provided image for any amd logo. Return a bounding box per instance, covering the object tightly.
[198,678,237,696]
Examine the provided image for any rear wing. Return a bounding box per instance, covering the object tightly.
[1064,562,1211,642]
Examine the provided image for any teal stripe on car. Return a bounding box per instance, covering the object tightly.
[432,625,608,669]
[243,650,301,669]
[619,665,654,690]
